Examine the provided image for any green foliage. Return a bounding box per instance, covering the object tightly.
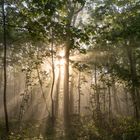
[1,0,140,139]
[111,117,140,140]
[79,119,101,140]
[72,62,89,72]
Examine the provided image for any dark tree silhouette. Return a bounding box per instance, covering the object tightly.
[1,0,9,133]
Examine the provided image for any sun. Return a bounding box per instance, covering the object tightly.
[42,49,66,73]
[59,58,65,66]
[58,49,65,58]
[56,49,65,66]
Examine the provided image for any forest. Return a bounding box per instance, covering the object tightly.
[0,0,140,140]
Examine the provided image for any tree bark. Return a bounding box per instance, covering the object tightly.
[2,0,9,133]
[36,65,49,114]
[54,62,60,118]
[63,1,85,138]
[69,73,74,115]
[124,87,129,115]
[94,64,100,119]
[50,29,55,122]
[112,81,120,114]
[108,85,111,121]
[78,71,81,115]
[103,82,106,113]
[127,43,139,120]
[63,39,70,133]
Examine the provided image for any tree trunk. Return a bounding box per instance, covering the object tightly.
[50,29,55,122]
[108,85,111,121]
[78,71,81,115]
[112,81,120,114]
[63,1,84,138]
[103,82,106,113]
[63,39,70,135]
[36,65,49,114]
[124,87,129,115]
[2,0,9,133]
[54,62,60,118]
[69,73,74,115]
[127,43,139,120]
[94,64,100,119]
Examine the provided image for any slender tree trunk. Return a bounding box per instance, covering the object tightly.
[36,65,49,114]
[69,73,74,115]
[103,82,106,113]
[45,30,55,139]
[13,67,17,117]
[18,72,30,122]
[89,71,95,118]
[124,87,129,115]
[108,85,111,121]
[94,64,100,119]
[64,39,70,133]
[2,0,9,133]
[50,29,55,122]
[136,88,140,114]
[54,62,60,118]
[78,71,81,115]
[36,66,45,99]
[127,44,139,120]
[112,82,119,114]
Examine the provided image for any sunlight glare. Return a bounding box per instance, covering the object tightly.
[59,49,65,58]
[59,59,65,66]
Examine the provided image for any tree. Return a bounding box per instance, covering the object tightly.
[88,0,140,120]
[1,0,9,134]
